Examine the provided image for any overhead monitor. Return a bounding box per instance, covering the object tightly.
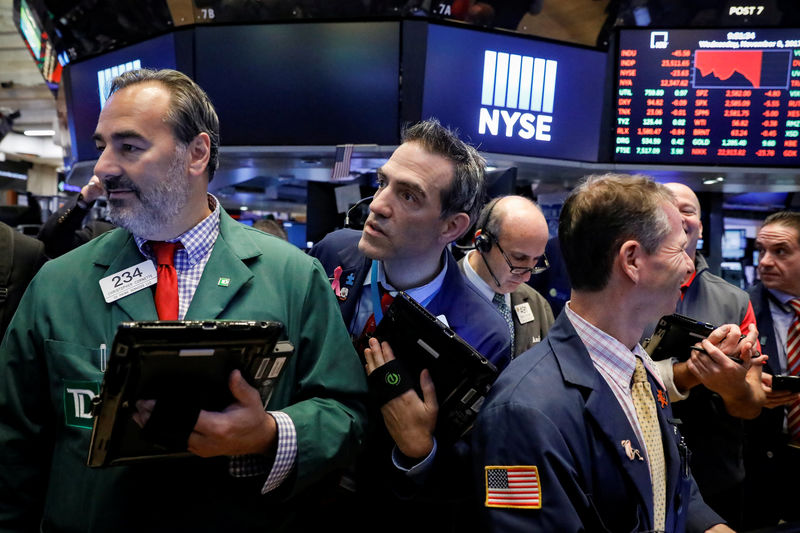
[721,228,747,259]
[485,167,517,198]
[62,31,191,165]
[16,0,62,90]
[194,22,400,146]
[614,28,800,165]
[418,23,608,162]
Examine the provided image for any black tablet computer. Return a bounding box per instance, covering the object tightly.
[372,292,499,444]
[643,313,715,362]
[87,320,288,468]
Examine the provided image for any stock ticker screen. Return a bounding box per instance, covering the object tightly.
[614,28,800,166]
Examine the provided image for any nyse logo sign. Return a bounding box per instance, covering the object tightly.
[479,50,556,141]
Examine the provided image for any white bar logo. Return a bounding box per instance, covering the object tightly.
[478,50,556,141]
[481,51,557,113]
[97,59,142,109]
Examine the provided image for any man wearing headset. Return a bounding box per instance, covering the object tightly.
[460,195,554,358]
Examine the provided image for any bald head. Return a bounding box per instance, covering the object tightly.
[489,196,548,241]
[472,195,549,294]
[664,182,703,261]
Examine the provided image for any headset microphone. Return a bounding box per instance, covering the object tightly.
[345,196,374,228]
[473,198,502,287]
[478,246,502,288]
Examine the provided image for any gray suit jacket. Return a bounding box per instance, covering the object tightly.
[457,255,554,357]
[510,281,555,356]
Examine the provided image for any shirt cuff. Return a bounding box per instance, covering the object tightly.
[227,411,297,495]
[655,357,690,402]
[262,411,296,494]
[391,437,438,482]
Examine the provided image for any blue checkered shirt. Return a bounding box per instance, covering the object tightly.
[134,194,296,493]
[564,302,664,466]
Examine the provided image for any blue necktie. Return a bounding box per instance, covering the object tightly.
[492,292,514,350]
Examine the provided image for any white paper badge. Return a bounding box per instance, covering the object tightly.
[514,302,535,324]
[99,260,158,303]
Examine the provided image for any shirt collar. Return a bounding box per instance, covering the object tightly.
[680,254,705,299]
[564,301,664,390]
[364,252,449,305]
[680,270,697,293]
[463,250,501,304]
[767,287,800,309]
[135,193,221,267]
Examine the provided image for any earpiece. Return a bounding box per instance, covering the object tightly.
[474,229,493,254]
[473,198,503,287]
[473,198,501,254]
[345,196,374,228]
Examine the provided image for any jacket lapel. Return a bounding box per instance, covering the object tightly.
[184,210,256,320]
[92,229,158,322]
[653,372,681,512]
[548,314,654,526]
[334,243,371,327]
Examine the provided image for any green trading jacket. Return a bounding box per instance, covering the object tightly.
[0,209,367,533]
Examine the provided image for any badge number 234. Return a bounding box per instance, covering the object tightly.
[99,260,158,303]
[112,267,143,288]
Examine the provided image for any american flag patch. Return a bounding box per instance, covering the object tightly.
[484,465,541,509]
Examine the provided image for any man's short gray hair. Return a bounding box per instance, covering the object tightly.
[109,68,220,182]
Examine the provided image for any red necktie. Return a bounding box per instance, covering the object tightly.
[152,241,180,321]
[786,299,800,442]
[354,289,395,356]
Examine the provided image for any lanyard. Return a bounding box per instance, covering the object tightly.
[370,259,439,323]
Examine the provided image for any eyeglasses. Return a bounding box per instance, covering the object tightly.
[493,237,550,275]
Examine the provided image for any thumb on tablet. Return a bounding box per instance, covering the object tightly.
[419,369,438,411]
[228,369,258,406]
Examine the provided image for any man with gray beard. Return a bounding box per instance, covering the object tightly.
[0,69,367,532]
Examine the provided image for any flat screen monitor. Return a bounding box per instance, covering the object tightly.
[283,222,307,250]
[63,32,189,165]
[420,23,607,162]
[194,22,400,146]
[721,228,747,259]
[485,167,517,198]
[614,28,800,165]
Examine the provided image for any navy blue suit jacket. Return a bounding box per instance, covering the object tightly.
[745,282,785,456]
[309,229,511,368]
[473,312,722,532]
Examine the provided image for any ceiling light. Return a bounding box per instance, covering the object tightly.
[24,129,55,137]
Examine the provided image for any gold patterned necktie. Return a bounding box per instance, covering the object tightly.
[631,357,666,531]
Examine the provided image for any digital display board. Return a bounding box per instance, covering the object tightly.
[195,22,400,146]
[420,24,607,162]
[17,0,63,90]
[614,28,800,165]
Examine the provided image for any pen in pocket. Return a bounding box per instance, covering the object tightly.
[100,343,107,372]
